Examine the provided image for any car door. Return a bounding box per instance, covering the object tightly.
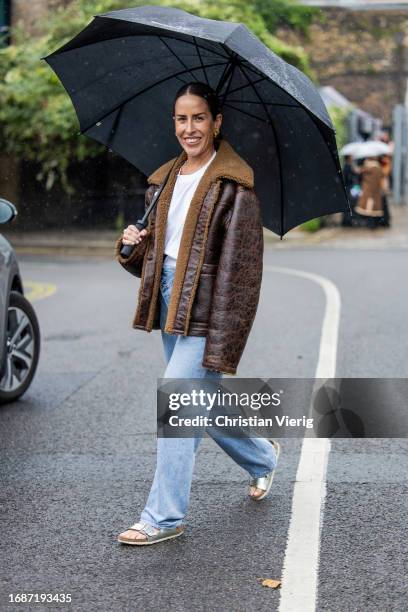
[0,233,13,372]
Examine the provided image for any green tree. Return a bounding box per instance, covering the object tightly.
[327,104,350,151]
[0,0,318,192]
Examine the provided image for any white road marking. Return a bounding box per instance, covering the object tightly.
[264,265,341,612]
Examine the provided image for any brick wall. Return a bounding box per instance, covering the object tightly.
[276,8,408,125]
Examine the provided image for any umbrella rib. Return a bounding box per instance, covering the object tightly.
[159,36,199,83]
[106,104,124,149]
[147,32,229,61]
[236,61,285,238]
[193,37,210,86]
[226,99,300,108]
[222,102,270,124]
[227,77,268,96]
[219,62,237,109]
[238,59,272,81]
[70,57,190,97]
[232,60,273,123]
[215,59,234,96]
[239,55,331,128]
[79,60,227,134]
[174,75,190,85]
[216,48,240,104]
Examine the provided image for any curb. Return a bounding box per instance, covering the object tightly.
[6,221,407,256]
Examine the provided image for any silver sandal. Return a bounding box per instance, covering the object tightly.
[117,521,184,546]
[249,440,281,501]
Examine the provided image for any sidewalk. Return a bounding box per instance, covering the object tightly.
[265,203,408,250]
[3,203,408,256]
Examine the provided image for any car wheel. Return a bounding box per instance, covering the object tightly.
[0,291,40,405]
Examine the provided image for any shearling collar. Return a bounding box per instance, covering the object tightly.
[147,138,254,189]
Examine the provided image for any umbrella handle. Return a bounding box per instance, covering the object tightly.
[119,158,179,259]
[120,218,148,258]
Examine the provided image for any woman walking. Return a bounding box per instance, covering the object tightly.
[115,82,280,545]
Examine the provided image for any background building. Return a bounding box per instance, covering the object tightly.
[288,0,408,125]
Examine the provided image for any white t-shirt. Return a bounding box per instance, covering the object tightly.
[163,149,217,268]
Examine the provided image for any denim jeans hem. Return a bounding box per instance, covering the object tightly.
[249,468,275,479]
[139,512,184,530]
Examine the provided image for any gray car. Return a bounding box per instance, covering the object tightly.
[0,198,40,404]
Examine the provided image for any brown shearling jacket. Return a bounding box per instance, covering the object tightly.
[114,139,263,375]
[354,159,384,217]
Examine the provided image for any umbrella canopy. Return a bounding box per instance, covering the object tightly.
[340,141,392,159]
[43,5,350,237]
[340,143,362,157]
[353,141,392,160]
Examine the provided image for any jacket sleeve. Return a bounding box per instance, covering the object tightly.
[114,184,156,278]
[202,185,264,375]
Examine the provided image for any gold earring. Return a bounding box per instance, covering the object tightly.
[213,128,219,138]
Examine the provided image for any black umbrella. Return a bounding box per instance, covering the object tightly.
[42,5,351,239]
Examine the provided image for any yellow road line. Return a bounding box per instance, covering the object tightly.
[24,281,57,303]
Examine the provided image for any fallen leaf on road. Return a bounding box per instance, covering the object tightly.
[259,578,281,589]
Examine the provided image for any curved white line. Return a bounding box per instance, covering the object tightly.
[264,265,341,612]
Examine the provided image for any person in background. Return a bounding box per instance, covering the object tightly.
[354,156,384,229]
[379,154,392,228]
[378,130,394,154]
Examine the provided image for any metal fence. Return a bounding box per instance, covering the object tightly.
[392,104,408,206]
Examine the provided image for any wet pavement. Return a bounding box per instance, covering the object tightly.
[0,236,407,611]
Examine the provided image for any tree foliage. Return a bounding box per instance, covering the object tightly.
[327,104,350,151]
[0,0,318,191]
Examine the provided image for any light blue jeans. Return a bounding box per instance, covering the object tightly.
[139,261,277,529]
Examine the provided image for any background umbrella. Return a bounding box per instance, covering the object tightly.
[340,141,392,159]
[42,5,350,238]
[339,143,361,157]
[352,141,392,160]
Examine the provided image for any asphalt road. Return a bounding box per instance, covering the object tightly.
[1,246,407,612]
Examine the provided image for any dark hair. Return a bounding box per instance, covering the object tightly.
[173,81,223,144]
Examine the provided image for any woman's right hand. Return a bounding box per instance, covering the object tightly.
[122,225,148,246]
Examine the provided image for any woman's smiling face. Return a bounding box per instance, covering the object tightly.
[173,93,222,159]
